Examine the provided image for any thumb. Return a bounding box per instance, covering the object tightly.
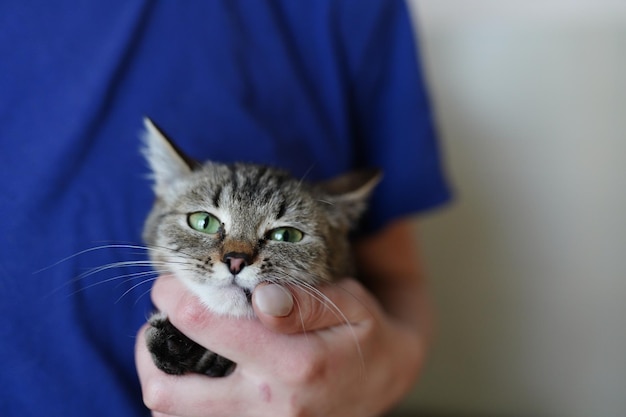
[252,279,375,334]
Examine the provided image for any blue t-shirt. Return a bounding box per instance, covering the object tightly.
[0,1,449,415]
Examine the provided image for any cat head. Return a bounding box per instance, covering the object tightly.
[141,118,380,317]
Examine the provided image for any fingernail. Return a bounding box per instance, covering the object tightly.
[254,284,293,317]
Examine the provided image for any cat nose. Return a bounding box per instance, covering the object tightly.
[223,252,251,275]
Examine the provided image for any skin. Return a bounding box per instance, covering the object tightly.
[135,218,430,417]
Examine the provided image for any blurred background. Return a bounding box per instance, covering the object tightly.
[393,1,626,416]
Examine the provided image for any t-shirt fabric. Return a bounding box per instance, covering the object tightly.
[0,1,449,415]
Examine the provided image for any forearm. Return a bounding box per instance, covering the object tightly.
[355,219,433,372]
[354,218,433,356]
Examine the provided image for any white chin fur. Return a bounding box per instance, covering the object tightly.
[201,286,255,318]
[183,279,255,318]
[166,263,259,318]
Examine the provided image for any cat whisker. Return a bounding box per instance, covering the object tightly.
[144,243,199,260]
[39,242,191,301]
[115,276,160,304]
[285,277,366,375]
[264,270,365,373]
[76,261,160,280]
[112,270,164,289]
[135,286,158,308]
[66,267,166,294]
[34,244,161,273]
[35,242,199,276]
[316,199,334,206]
[287,286,311,345]
[296,164,316,189]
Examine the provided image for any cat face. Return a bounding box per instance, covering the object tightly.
[141,118,380,317]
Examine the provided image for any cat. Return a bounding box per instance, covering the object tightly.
[141,118,380,377]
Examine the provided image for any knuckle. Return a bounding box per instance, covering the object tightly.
[285,406,307,417]
[284,346,327,384]
[284,394,316,417]
[338,279,371,305]
[141,376,174,413]
[174,295,207,329]
[298,293,328,328]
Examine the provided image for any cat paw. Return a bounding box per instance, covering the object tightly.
[145,313,236,377]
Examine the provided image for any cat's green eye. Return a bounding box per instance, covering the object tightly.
[187,212,221,234]
[269,227,304,243]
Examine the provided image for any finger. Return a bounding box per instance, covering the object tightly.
[150,274,183,312]
[251,283,294,317]
[252,278,377,334]
[135,323,254,417]
[150,275,301,362]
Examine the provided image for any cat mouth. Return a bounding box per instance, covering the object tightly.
[242,288,252,303]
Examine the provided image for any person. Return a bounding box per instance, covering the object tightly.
[0,1,449,416]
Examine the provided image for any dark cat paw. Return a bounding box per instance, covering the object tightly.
[145,313,236,377]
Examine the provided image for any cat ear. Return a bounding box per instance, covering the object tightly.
[317,168,382,227]
[141,117,197,196]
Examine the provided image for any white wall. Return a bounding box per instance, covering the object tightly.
[400,1,626,416]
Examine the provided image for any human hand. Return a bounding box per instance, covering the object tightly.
[136,275,425,417]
